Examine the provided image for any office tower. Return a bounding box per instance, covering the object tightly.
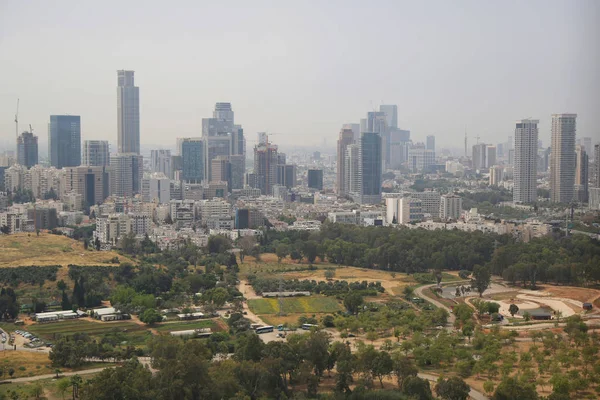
[214,102,234,122]
[181,138,205,183]
[496,143,504,158]
[277,153,286,165]
[595,145,600,187]
[142,172,170,203]
[211,156,232,191]
[336,128,354,195]
[49,115,81,168]
[379,105,398,129]
[307,169,323,190]
[232,126,244,156]
[117,70,140,154]
[489,165,503,186]
[360,119,367,135]
[360,132,382,204]
[486,145,496,168]
[343,123,361,143]
[17,131,38,168]
[276,164,297,189]
[408,146,435,172]
[440,194,462,220]
[203,102,235,137]
[513,119,539,203]
[257,132,267,145]
[367,112,389,169]
[550,114,577,203]
[82,140,110,167]
[508,149,515,166]
[64,165,113,209]
[253,142,278,195]
[110,153,143,197]
[389,129,411,169]
[574,145,588,203]
[150,149,172,178]
[386,197,423,224]
[426,135,435,152]
[472,143,487,170]
[229,154,245,190]
[345,144,361,199]
[205,134,231,181]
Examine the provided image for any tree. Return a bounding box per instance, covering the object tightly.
[372,351,394,388]
[303,241,318,264]
[392,353,418,389]
[139,308,162,325]
[403,286,414,300]
[483,381,495,397]
[343,292,364,315]
[56,377,71,400]
[57,280,67,292]
[275,244,289,263]
[509,304,519,317]
[403,376,433,400]
[28,383,43,400]
[435,376,470,400]
[492,377,538,400]
[207,235,231,254]
[239,235,257,262]
[324,269,336,280]
[61,291,72,311]
[471,265,491,297]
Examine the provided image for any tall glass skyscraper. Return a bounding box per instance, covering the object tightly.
[117,70,140,154]
[17,131,38,168]
[181,139,205,183]
[49,115,81,168]
[360,132,382,205]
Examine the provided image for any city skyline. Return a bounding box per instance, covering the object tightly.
[1,1,598,152]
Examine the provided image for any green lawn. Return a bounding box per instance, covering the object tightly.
[154,320,218,333]
[248,296,341,315]
[26,320,144,339]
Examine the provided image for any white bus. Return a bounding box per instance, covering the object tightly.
[255,325,274,334]
[301,323,319,330]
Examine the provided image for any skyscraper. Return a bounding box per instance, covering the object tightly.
[574,145,588,203]
[110,153,143,197]
[49,115,81,168]
[342,123,361,143]
[379,105,398,129]
[64,165,113,209]
[82,140,110,167]
[590,144,600,210]
[117,70,140,154]
[513,119,539,203]
[345,144,361,200]
[486,145,497,168]
[253,142,278,195]
[550,114,577,203]
[181,139,205,183]
[17,131,38,168]
[472,143,487,171]
[426,135,435,152]
[595,144,600,188]
[150,149,172,178]
[205,134,231,182]
[307,169,324,190]
[276,164,297,189]
[367,112,389,169]
[336,128,354,195]
[360,132,382,205]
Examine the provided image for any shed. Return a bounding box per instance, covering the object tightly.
[583,302,593,311]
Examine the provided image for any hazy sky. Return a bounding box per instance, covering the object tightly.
[1,0,599,154]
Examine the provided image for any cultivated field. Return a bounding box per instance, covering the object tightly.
[0,233,132,268]
[154,319,224,333]
[25,320,145,340]
[248,296,341,315]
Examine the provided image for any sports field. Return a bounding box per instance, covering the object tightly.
[248,296,341,315]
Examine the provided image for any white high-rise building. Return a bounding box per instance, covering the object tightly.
[117,70,140,154]
[142,172,170,204]
[513,119,539,203]
[550,114,577,203]
[574,145,588,203]
[489,165,504,186]
[150,149,172,179]
[110,153,143,197]
[440,194,462,221]
[82,140,110,166]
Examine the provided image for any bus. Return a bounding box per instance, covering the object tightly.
[301,323,319,330]
[255,325,274,334]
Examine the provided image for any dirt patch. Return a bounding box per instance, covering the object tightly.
[538,285,600,303]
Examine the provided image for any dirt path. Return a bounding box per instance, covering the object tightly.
[414,284,456,328]
[238,279,266,326]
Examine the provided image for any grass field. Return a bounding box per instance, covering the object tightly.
[0,233,132,268]
[0,352,55,379]
[154,319,220,333]
[248,296,341,315]
[26,320,144,339]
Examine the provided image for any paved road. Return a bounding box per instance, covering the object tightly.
[414,284,456,328]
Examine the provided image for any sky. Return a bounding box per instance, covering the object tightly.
[1,0,599,155]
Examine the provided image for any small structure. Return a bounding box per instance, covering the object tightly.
[262,291,310,298]
[583,302,593,311]
[170,328,212,338]
[34,310,80,323]
[93,307,130,322]
[528,309,553,320]
[177,312,204,321]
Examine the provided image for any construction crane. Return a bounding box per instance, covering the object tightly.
[14,99,19,141]
[29,124,33,134]
[474,135,481,145]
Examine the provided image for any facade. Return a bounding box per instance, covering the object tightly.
[276,164,297,189]
[205,134,231,181]
[409,191,441,218]
[440,194,462,220]
[181,138,205,183]
[211,156,231,189]
[574,145,588,203]
[408,147,435,173]
[379,105,398,129]
[345,144,361,200]
[49,115,81,168]
[307,169,323,190]
[550,114,577,203]
[229,154,245,190]
[142,172,170,203]
[336,128,355,195]
[513,119,539,203]
[253,142,278,195]
[485,146,497,168]
[360,132,382,204]
[426,135,435,152]
[117,70,140,154]
[82,140,110,167]
[472,143,487,171]
[595,145,600,188]
[64,165,113,209]
[150,149,172,178]
[17,131,38,168]
[110,153,143,197]
[489,165,503,186]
